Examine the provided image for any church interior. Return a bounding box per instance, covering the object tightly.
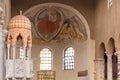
[0,0,120,80]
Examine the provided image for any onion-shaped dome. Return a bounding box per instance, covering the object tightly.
[8,11,31,30]
[7,11,32,47]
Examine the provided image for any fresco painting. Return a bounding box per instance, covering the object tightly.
[35,7,63,41]
[25,6,87,42]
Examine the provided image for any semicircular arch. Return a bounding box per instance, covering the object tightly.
[99,42,106,58]
[107,38,115,54]
[24,3,90,40]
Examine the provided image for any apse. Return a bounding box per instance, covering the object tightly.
[24,3,88,44]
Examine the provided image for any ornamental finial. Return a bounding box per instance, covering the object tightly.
[20,9,22,15]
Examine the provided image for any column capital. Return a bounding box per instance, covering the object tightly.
[114,51,120,56]
[114,51,120,60]
[106,53,112,58]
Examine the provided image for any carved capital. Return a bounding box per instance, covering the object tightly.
[106,53,112,59]
[104,51,112,59]
[114,51,120,60]
[114,51,120,55]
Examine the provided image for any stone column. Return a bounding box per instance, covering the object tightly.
[27,46,32,60]
[114,51,120,79]
[0,7,4,80]
[106,53,113,80]
[2,29,8,80]
[0,19,3,80]
[12,45,16,80]
[94,58,104,80]
[23,46,26,60]
[7,45,10,59]
[12,46,16,60]
[23,46,26,80]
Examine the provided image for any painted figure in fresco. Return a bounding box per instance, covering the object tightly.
[34,7,64,41]
[37,7,60,36]
[59,19,83,40]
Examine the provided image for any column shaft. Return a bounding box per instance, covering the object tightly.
[27,47,31,60]
[115,51,120,79]
[0,23,3,80]
[107,54,113,80]
[117,60,120,79]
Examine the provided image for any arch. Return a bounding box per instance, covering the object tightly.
[106,38,118,80]
[24,3,90,40]
[99,42,106,58]
[107,38,115,54]
[98,43,107,79]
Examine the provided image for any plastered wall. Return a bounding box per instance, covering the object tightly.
[95,0,120,57]
[31,40,93,80]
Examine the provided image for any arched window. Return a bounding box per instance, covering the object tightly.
[40,48,52,70]
[64,47,74,70]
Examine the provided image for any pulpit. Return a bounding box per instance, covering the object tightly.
[6,11,33,80]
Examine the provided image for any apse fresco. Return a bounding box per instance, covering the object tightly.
[59,18,84,41]
[35,7,63,41]
[25,6,87,42]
